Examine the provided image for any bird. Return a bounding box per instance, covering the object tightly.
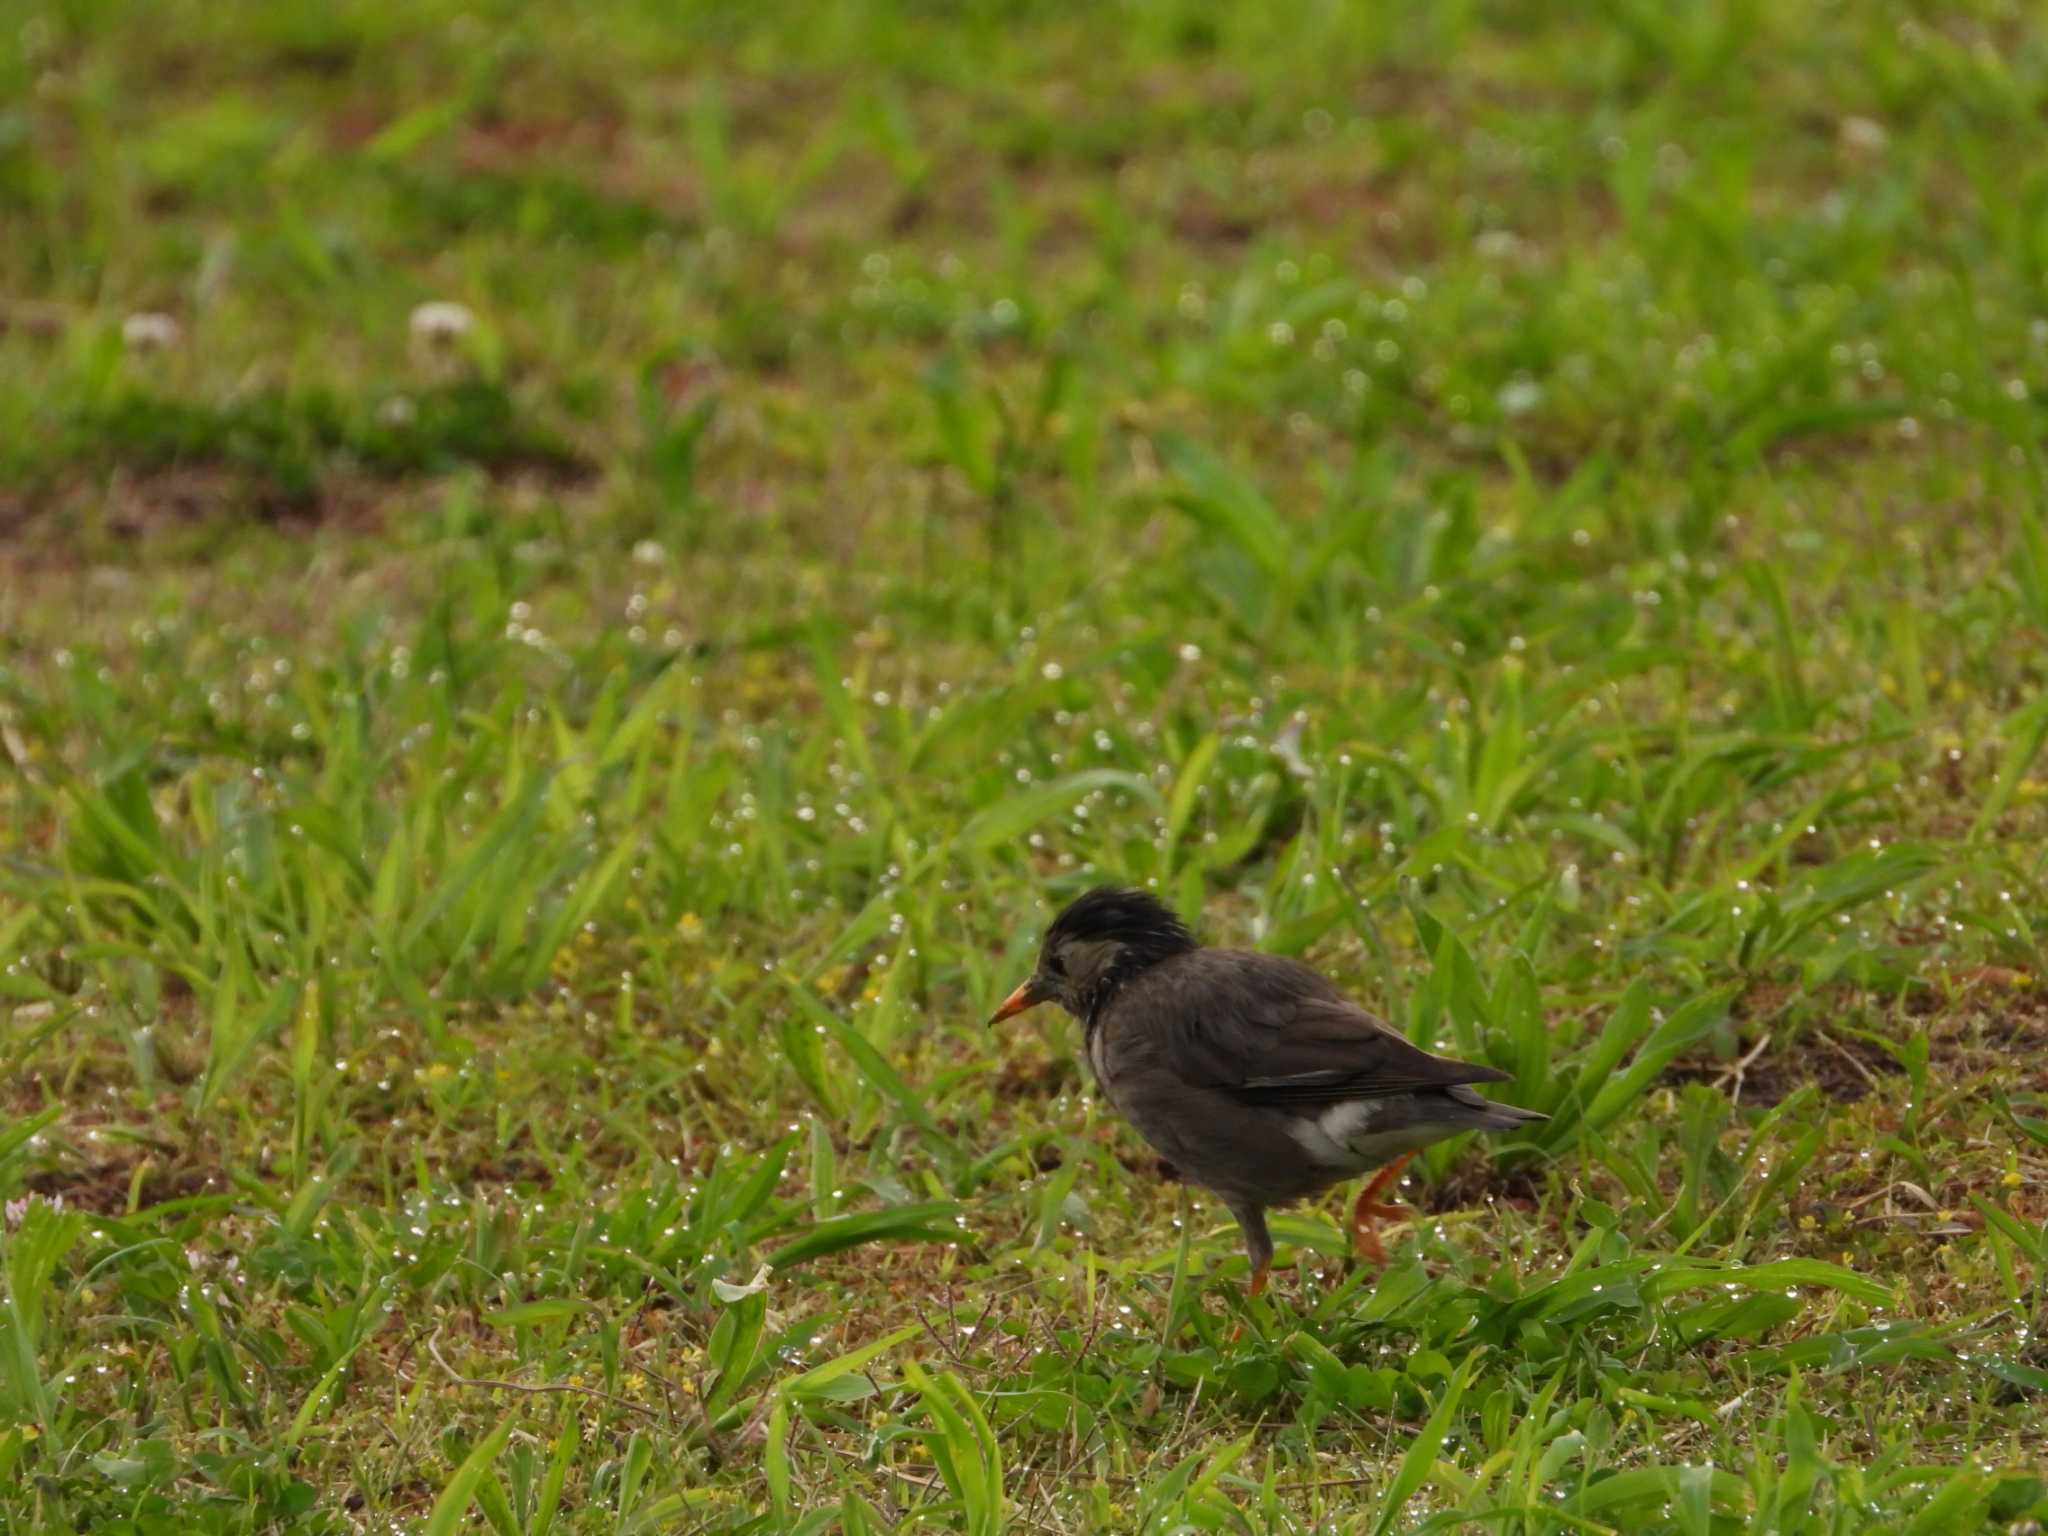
[989,886,1546,1297]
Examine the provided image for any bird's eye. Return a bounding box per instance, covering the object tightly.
[1044,953,1065,977]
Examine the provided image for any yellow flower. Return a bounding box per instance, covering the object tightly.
[677,912,704,939]
[2004,1170,2024,1189]
[420,1062,453,1083]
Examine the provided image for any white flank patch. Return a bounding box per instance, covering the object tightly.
[1287,1100,1376,1165]
[1287,1100,1457,1170]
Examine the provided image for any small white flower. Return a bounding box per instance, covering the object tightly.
[409,301,475,346]
[5,1192,63,1229]
[121,312,181,352]
[377,394,418,428]
[1839,116,1888,155]
[711,1264,771,1303]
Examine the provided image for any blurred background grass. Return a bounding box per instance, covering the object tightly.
[3,1,2048,1531]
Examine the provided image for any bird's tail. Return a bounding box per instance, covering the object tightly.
[1446,1084,1549,1131]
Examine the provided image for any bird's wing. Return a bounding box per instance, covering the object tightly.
[1149,950,1507,1107]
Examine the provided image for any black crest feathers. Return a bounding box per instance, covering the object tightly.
[1045,886,1198,964]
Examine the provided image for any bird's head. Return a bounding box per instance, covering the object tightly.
[987,886,1197,1025]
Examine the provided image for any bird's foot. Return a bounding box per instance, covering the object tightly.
[1350,1218,1390,1268]
[1350,1154,1417,1268]
[1358,1151,1415,1207]
[1228,1260,1272,1344]
[1349,1209,1408,1266]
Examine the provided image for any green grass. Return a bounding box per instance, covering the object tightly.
[5,0,2048,1530]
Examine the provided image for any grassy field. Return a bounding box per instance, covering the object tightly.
[5,0,2048,1529]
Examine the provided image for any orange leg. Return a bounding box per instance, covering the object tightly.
[1227,1202,1274,1340]
[1228,1258,1272,1342]
[1350,1153,1416,1268]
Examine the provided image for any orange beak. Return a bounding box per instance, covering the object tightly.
[987,978,1047,1026]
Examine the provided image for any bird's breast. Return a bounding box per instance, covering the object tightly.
[1084,1019,1116,1099]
